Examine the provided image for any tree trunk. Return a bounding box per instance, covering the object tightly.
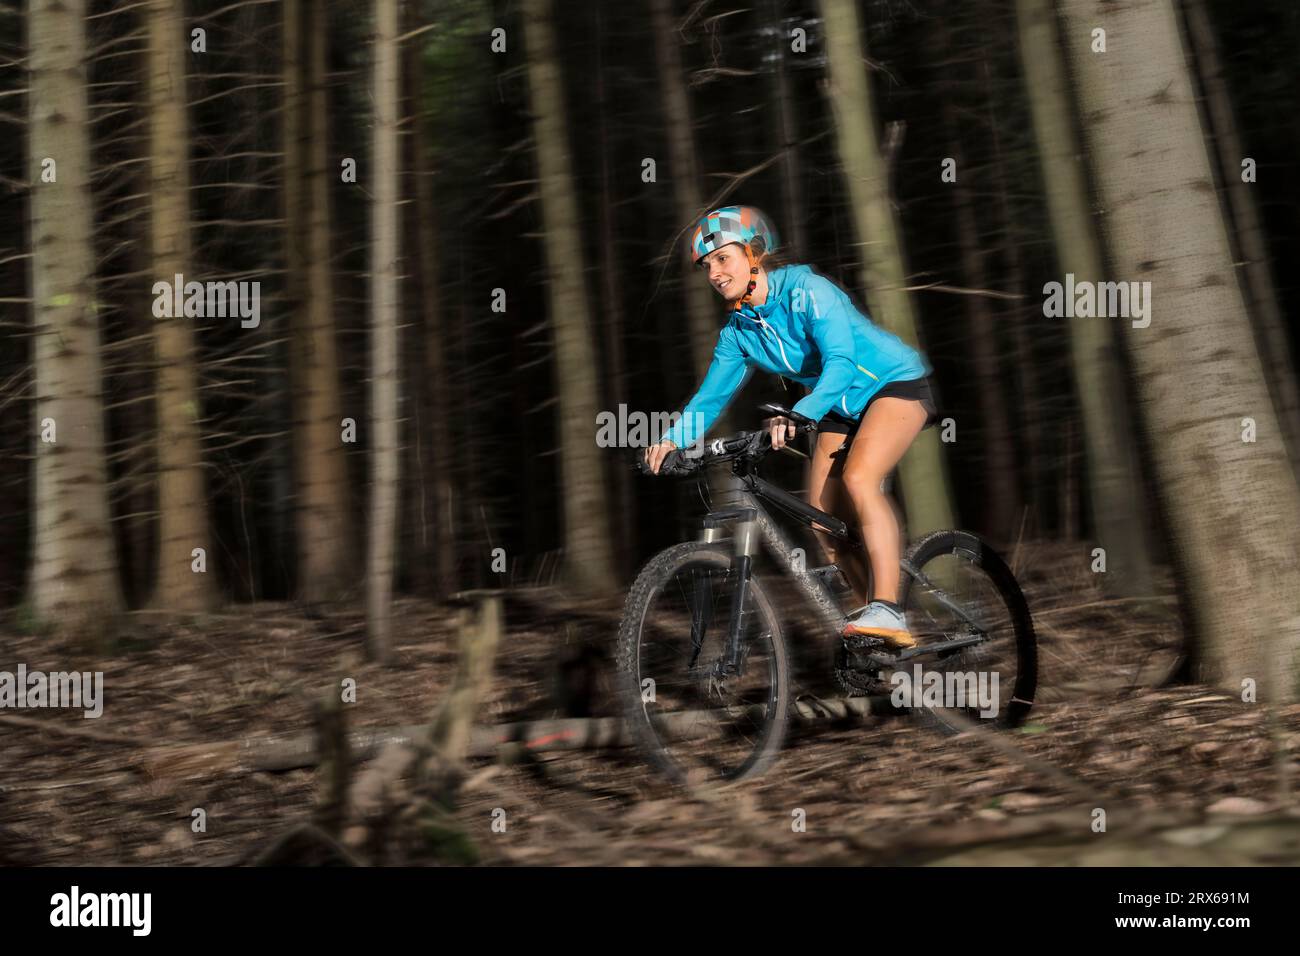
[768,0,807,257]
[1059,0,1300,701]
[289,0,355,602]
[1015,0,1156,594]
[648,0,721,381]
[367,0,401,662]
[594,3,634,583]
[148,0,213,612]
[408,15,457,602]
[941,100,1018,543]
[123,211,157,608]
[455,255,480,590]
[1183,0,1300,476]
[27,0,124,637]
[282,0,305,596]
[649,0,745,512]
[521,0,617,596]
[817,0,956,538]
[981,54,1047,540]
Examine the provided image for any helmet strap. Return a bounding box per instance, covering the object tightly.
[731,244,764,313]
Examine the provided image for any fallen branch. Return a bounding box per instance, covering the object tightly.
[342,591,504,860]
[133,697,894,778]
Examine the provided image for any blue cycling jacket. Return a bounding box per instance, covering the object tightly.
[658,264,930,449]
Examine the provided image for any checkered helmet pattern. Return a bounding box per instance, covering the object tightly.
[688,205,779,264]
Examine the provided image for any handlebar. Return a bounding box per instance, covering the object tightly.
[634,404,818,477]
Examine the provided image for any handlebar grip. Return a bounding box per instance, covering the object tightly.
[632,447,700,477]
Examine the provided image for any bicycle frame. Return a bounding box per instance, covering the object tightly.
[693,452,987,674]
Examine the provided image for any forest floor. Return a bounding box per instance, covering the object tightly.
[3,540,1299,866]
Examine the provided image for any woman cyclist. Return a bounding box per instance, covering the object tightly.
[642,205,939,649]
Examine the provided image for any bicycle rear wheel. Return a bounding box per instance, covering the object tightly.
[896,530,1037,734]
[616,542,789,784]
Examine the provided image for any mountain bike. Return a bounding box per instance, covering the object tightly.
[619,402,1037,784]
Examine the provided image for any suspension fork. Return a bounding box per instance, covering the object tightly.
[696,507,758,675]
[686,549,714,671]
[722,517,758,674]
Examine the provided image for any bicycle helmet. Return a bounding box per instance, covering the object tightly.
[688,205,780,310]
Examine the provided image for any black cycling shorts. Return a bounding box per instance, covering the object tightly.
[817,376,940,435]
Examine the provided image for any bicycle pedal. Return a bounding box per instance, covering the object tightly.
[841,634,918,677]
[840,634,886,653]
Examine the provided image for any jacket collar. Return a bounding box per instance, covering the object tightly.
[735,265,788,323]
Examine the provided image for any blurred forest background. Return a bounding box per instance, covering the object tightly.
[7,0,1300,868]
[3,0,1300,693]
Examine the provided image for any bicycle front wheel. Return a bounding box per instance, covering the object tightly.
[616,542,790,784]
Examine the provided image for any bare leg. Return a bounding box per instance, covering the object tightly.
[806,431,872,605]
[839,398,927,604]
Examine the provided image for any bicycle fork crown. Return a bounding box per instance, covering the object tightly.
[698,507,758,554]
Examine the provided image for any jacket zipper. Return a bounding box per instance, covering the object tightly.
[743,311,879,411]
[753,316,798,374]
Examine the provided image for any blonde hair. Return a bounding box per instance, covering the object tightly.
[759,248,796,272]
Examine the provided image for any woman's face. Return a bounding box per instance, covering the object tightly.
[700,243,751,299]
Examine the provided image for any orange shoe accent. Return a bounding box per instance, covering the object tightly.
[841,622,916,648]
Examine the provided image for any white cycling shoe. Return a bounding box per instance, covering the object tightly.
[840,601,916,650]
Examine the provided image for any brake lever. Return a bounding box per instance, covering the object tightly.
[777,443,810,460]
[759,418,815,460]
